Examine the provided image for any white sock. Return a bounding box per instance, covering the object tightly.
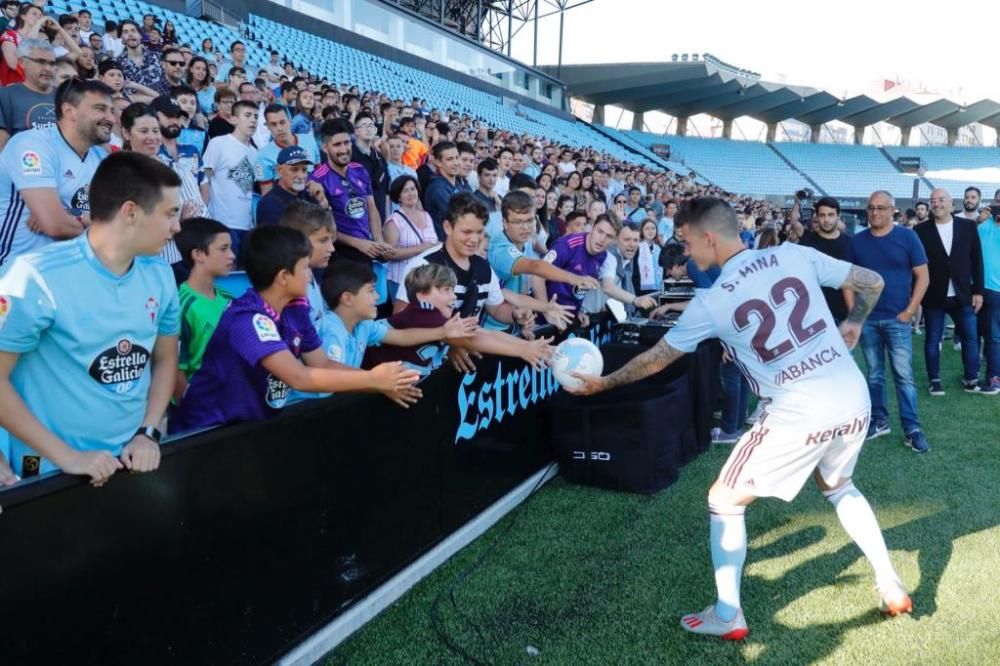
[709,501,747,623]
[824,481,898,587]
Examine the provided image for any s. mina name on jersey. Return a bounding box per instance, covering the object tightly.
[719,253,780,292]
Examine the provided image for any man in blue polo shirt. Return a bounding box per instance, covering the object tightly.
[979,206,1000,391]
[0,78,113,267]
[256,146,326,227]
[851,190,931,453]
[0,152,182,484]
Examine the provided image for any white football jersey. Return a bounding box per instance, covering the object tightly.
[666,244,868,420]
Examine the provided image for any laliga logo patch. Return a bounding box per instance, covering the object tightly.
[89,338,151,391]
[20,151,42,176]
[252,314,281,342]
[326,343,343,363]
[145,297,159,325]
[507,246,520,258]
[543,250,557,264]
[0,295,10,330]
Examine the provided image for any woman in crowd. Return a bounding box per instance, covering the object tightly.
[161,21,178,46]
[1,4,44,85]
[757,227,780,249]
[537,171,553,192]
[75,46,98,79]
[550,194,576,238]
[637,218,663,295]
[187,56,216,115]
[383,176,439,298]
[290,89,317,134]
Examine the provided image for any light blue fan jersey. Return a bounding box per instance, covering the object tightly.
[0,233,180,476]
[485,229,537,332]
[0,126,105,266]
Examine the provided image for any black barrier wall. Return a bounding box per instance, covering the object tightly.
[0,321,650,665]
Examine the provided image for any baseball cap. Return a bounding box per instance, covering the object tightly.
[277,145,312,166]
[150,95,187,118]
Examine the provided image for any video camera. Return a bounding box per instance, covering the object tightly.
[795,188,814,201]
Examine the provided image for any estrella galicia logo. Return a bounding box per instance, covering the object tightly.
[70,184,91,214]
[265,373,290,409]
[88,338,151,393]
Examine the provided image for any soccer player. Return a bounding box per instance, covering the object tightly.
[0,77,113,267]
[0,152,183,484]
[568,197,912,639]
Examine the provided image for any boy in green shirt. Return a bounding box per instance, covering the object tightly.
[174,217,236,401]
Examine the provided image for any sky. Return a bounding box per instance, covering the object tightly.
[507,0,998,104]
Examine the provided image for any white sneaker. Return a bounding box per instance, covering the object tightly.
[680,605,749,640]
[877,577,913,616]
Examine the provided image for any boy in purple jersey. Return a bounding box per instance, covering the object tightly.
[171,227,420,433]
[309,117,392,265]
[569,197,912,640]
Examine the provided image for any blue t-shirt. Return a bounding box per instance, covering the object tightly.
[979,220,1000,292]
[851,226,928,321]
[317,311,390,369]
[686,259,721,288]
[253,133,321,184]
[485,229,538,331]
[0,233,180,476]
[0,126,105,266]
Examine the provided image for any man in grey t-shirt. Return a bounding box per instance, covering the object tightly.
[0,38,56,150]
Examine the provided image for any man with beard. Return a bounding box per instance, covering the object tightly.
[914,201,930,224]
[0,39,57,150]
[790,195,852,322]
[958,186,981,221]
[256,146,324,227]
[310,117,391,264]
[0,78,113,267]
[152,95,208,221]
[115,20,162,91]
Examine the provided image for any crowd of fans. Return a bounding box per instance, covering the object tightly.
[0,2,997,491]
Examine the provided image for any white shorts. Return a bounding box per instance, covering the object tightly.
[718,408,870,502]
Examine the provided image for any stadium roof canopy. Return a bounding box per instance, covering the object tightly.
[540,56,1000,131]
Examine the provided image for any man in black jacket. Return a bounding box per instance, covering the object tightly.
[915,189,995,394]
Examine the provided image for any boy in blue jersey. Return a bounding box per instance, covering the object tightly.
[279,200,336,326]
[314,261,478,375]
[172,227,423,433]
[0,152,184,485]
[173,217,235,402]
[0,78,114,267]
[484,190,595,333]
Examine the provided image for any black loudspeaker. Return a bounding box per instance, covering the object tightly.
[547,378,695,495]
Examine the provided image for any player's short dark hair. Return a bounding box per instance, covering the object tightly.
[431,140,457,160]
[814,196,840,216]
[456,141,475,156]
[175,217,231,268]
[675,196,739,239]
[405,263,456,302]
[593,213,619,233]
[320,260,376,309]
[445,192,488,227]
[89,152,181,222]
[501,190,534,219]
[244,226,312,291]
[389,175,420,203]
[55,77,113,121]
[565,210,587,226]
[263,102,287,120]
[477,157,498,176]
[318,117,353,142]
[280,200,334,235]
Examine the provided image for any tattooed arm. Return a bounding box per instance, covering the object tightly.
[566,338,687,396]
[840,264,885,323]
[838,264,885,349]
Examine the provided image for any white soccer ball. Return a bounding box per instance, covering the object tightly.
[552,338,604,390]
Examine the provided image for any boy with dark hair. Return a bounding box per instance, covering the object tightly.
[173,217,235,400]
[315,261,477,377]
[172,227,421,432]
